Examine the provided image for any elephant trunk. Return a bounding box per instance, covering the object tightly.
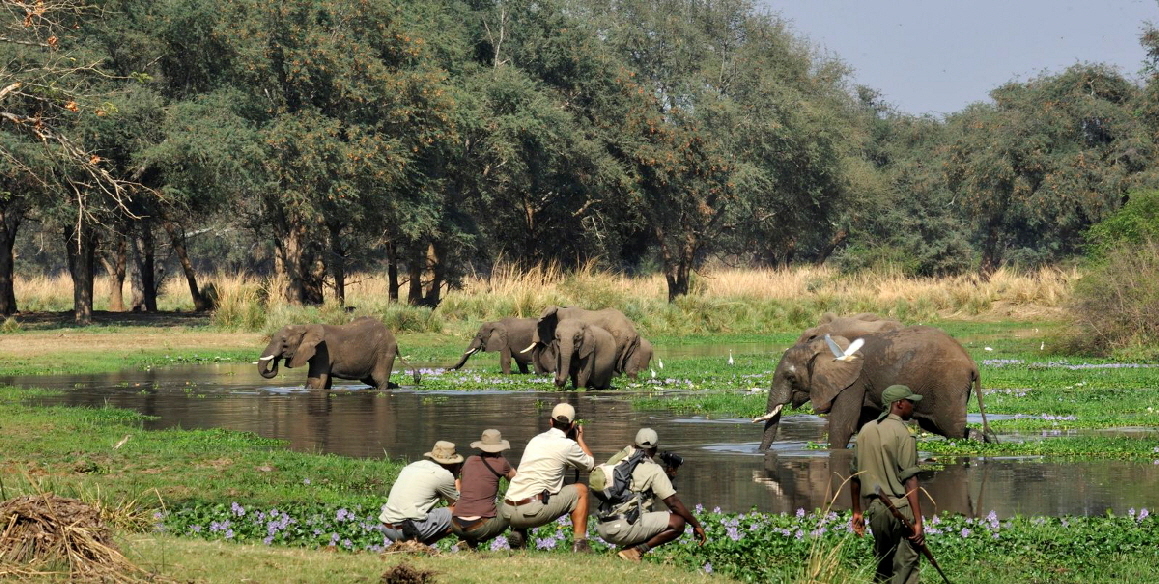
[258,355,281,379]
[757,376,792,451]
[449,343,480,370]
[554,339,571,388]
[757,408,783,451]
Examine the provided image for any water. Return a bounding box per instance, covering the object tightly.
[5,363,1159,518]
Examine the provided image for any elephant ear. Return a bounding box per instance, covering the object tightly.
[290,325,325,368]
[577,324,596,359]
[808,335,863,413]
[485,326,507,352]
[535,306,560,345]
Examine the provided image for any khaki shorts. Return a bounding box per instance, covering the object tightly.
[382,507,451,542]
[500,484,581,530]
[596,511,671,547]
[452,515,509,543]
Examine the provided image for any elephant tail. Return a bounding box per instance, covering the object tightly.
[397,347,422,385]
[973,369,997,443]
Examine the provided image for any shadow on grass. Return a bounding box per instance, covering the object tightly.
[8,310,212,331]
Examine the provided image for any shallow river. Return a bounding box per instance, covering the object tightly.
[5,363,1158,518]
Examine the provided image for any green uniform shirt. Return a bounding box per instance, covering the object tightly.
[851,414,921,503]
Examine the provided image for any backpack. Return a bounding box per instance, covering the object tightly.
[589,447,649,520]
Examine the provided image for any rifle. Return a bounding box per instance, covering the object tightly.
[874,486,952,584]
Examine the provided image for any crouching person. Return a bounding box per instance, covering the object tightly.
[499,403,595,552]
[452,429,517,549]
[596,428,707,561]
[379,440,463,545]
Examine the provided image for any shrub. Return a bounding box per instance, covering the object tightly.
[1067,237,1159,357]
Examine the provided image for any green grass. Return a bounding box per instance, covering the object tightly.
[0,386,404,506]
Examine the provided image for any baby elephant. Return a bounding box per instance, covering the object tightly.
[257,316,420,389]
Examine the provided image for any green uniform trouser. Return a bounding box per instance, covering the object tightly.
[868,499,921,584]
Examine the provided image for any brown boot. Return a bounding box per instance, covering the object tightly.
[573,538,593,554]
[616,546,643,562]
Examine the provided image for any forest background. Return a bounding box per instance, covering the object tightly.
[2,0,1158,354]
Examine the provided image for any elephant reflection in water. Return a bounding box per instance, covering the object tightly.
[754,452,986,519]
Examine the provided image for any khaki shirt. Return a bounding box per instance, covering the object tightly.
[506,428,594,500]
[851,414,920,504]
[605,446,677,515]
[379,459,458,524]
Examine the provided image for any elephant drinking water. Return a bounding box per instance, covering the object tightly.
[257,316,420,389]
[756,325,995,450]
[448,317,555,374]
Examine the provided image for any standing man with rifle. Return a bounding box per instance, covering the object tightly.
[850,385,926,584]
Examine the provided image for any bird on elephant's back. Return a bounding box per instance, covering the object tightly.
[257,316,420,390]
[756,325,996,451]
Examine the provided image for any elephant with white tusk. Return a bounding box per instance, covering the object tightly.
[551,319,620,389]
[257,316,420,389]
[521,306,644,383]
[757,325,996,450]
[448,317,555,374]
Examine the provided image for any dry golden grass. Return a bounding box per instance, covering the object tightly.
[12,264,1073,334]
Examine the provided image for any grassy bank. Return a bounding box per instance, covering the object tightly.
[11,264,1072,336]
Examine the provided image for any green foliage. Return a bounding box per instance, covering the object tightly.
[1066,238,1159,357]
[1084,189,1159,260]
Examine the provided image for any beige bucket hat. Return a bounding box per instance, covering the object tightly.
[424,440,464,465]
[470,429,511,453]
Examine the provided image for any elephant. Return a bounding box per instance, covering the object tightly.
[757,325,995,450]
[550,319,620,389]
[526,306,643,379]
[796,312,904,344]
[448,317,555,374]
[632,338,654,374]
[257,316,420,389]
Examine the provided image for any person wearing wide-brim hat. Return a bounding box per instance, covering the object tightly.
[452,429,518,549]
[849,385,925,584]
[379,441,464,545]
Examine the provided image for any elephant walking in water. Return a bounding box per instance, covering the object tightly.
[448,317,555,374]
[257,316,420,389]
[757,325,996,450]
[525,306,644,382]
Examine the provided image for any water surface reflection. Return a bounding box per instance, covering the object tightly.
[5,363,1158,518]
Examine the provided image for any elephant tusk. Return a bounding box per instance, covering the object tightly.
[258,355,275,362]
[464,348,478,356]
[519,342,537,354]
[751,404,784,423]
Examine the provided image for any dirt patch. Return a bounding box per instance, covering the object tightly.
[382,540,439,556]
[0,328,263,361]
[0,494,155,582]
[382,561,438,584]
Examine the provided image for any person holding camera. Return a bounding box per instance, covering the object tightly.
[596,428,707,562]
[499,402,595,552]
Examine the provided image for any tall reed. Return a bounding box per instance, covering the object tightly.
[13,264,1072,334]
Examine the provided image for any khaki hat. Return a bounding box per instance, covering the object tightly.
[471,429,510,453]
[635,428,659,448]
[551,403,576,424]
[424,441,464,465]
[882,385,923,404]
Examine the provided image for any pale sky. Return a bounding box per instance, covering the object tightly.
[766,1,1159,116]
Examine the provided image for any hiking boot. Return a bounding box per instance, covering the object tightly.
[572,538,594,554]
[507,530,527,550]
[617,547,643,562]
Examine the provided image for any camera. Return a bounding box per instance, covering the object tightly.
[658,451,684,469]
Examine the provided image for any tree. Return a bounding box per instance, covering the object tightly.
[944,64,1153,276]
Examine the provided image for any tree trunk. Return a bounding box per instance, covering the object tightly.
[161,218,207,311]
[329,223,346,307]
[64,223,97,325]
[130,219,157,312]
[657,229,695,303]
[407,244,424,306]
[979,221,1003,282]
[301,246,325,305]
[279,224,306,305]
[100,230,127,312]
[422,242,443,308]
[814,228,848,267]
[387,241,399,303]
[0,209,21,316]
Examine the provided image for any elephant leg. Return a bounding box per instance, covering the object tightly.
[516,360,530,374]
[323,375,333,389]
[825,388,864,449]
[499,347,512,374]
